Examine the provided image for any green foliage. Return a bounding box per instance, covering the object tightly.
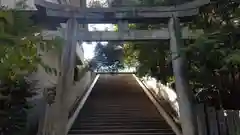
[0,78,37,135]
[124,41,173,83]
[0,1,63,134]
[112,0,176,82]
[185,0,240,108]
[121,0,240,108]
[0,10,61,80]
[90,42,124,72]
[88,0,240,108]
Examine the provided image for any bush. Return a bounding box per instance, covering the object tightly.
[0,77,37,135]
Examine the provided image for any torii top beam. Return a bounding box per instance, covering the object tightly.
[42,28,203,41]
[35,0,210,24]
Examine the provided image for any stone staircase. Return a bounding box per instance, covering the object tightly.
[68,74,175,135]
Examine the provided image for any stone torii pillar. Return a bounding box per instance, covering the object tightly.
[36,1,80,135]
[169,15,197,135]
[54,18,78,135]
[54,0,87,134]
[41,0,87,134]
[37,18,79,135]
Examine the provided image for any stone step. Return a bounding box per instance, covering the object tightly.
[68,75,175,135]
[69,129,174,134]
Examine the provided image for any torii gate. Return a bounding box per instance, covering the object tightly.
[34,0,210,135]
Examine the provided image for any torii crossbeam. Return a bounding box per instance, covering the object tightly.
[35,0,209,23]
[42,28,203,41]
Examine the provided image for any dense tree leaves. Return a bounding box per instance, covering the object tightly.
[0,78,37,135]
[113,0,240,109]
[90,42,124,72]
[88,0,240,108]
[0,2,62,134]
[123,41,173,83]
[185,0,240,109]
[0,10,61,80]
[115,0,176,84]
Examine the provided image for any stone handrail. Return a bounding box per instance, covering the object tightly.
[68,70,96,118]
[133,75,183,135]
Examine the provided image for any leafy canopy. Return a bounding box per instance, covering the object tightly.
[0,1,63,134]
[90,42,124,72]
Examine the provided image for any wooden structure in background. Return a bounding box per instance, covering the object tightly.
[196,104,240,135]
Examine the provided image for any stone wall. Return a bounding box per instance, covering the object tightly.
[27,69,97,135]
[68,71,96,112]
[26,48,60,135]
[26,47,92,135]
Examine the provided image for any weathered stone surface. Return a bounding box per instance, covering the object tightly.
[35,0,209,12]
[42,29,203,41]
[34,0,209,23]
